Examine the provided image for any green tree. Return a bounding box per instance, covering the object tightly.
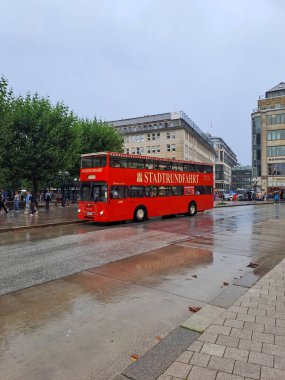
[75,118,123,154]
[0,76,14,188]
[0,91,77,194]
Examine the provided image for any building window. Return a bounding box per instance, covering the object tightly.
[171,131,176,139]
[156,145,160,153]
[267,113,285,125]
[147,133,151,141]
[152,146,156,153]
[131,147,136,154]
[171,144,176,152]
[267,130,285,140]
[146,146,151,154]
[267,146,285,157]
[166,144,171,152]
[167,132,171,139]
[125,148,129,154]
[124,136,129,143]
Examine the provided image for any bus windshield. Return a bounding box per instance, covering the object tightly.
[81,156,107,168]
[80,182,107,202]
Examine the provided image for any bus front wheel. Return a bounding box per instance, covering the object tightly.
[134,206,147,222]
[188,201,197,217]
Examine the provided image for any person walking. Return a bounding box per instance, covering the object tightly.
[44,190,51,209]
[25,191,31,214]
[273,191,280,205]
[13,191,20,212]
[0,189,8,214]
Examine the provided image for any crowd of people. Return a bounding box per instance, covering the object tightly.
[0,189,68,215]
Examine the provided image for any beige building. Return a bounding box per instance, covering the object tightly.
[109,111,215,164]
[251,82,285,192]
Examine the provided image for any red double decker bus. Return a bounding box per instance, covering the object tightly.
[78,152,214,222]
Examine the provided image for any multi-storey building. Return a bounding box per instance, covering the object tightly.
[251,82,285,191]
[207,135,238,192]
[109,111,215,164]
[231,165,252,191]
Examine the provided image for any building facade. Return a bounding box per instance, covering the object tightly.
[207,135,238,192]
[251,82,285,191]
[109,111,215,164]
[231,165,252,191]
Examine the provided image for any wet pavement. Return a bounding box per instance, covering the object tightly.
[0,203,285,379]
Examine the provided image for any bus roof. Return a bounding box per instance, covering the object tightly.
[80,151,214,166]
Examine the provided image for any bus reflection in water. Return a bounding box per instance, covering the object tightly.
[77,152,214,223]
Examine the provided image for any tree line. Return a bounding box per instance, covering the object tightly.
[0,76,123,194]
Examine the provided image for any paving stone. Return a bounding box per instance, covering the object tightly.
[264,325,285,336]
[241,300,259,308]
[236,313,256,323]
[216,373,244,380]
[214,316,226,326]
[165,362,192,378]
[200,342,226,357]
[248,351,274,367]
[261,366,285,380]
[157,375,173,380]
[176,350,194,364]
[217,335,239,348]
[262,343,285,357]
[208,355,235,373]
[276,318,285,327]
[233,360,261,379]
[230,327,253,340]
[187,365,217,380]
[181,305,225,333]
[255,315,275,326]
[252,331,274,344]
[274,355,285,370]
[224,318,244,329]
[198,332,218,343]
[187,340,203,352]
[224,347,249,362]
[275,335,285,347]
[258,303,276,311]
[248,308,266,317]
[223,311,238,320]
[238,338,262,352]
[230,306,249,314]
[243,321,264,332]
[189,352,210,367]
[207,324,231,336]
[267,310,285,320]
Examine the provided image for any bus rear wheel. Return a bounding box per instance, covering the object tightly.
[188,201,197,217]
[134,206,147,222]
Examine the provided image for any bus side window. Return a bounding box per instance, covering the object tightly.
[129,186,145,198]
[158,186,171,196]
[110,157,128,168]
[145,186,158,197]
[110,186,128,199]
[172,186,184,196]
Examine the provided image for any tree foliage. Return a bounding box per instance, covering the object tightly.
[0,77,124,193]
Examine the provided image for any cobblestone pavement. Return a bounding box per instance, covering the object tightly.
[159,257,285,380]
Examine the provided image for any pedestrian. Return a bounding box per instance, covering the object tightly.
[13,191,20,212]
[44,190,51,209]
[263,192,267,202]
[273,191,280,205]
[25,191,31,214]
[29,192,38,215]
[0,189,8,214]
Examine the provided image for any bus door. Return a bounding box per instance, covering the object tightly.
[109,186,130,220]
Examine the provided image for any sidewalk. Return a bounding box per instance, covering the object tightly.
[0,204,79,233]
[120,258,285,380]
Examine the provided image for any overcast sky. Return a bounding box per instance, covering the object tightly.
[1,0,285,164]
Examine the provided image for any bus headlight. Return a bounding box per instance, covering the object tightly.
[100,211,104,215]
[78,209,81,213]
